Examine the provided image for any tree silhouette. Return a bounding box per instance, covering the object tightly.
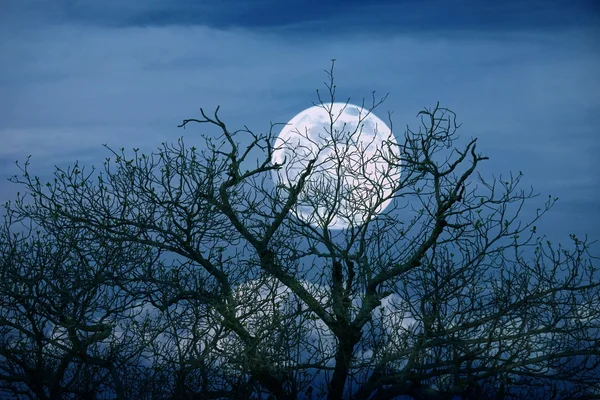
[1,61,598,399]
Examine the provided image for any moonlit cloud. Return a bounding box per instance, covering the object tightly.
[1,4,597,398]
[1,2,598,239]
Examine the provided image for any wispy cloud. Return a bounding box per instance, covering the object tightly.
[1,1,598,241]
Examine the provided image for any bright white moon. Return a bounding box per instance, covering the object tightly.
[271,103,401,229]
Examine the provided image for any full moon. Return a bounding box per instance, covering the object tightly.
[271,103,401,229]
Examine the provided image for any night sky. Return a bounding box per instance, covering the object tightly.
[1,0,599,245]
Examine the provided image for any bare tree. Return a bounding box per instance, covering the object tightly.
[0,205,164,399]
[2,61,598,399]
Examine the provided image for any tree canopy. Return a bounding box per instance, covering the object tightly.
[1,62,598,400]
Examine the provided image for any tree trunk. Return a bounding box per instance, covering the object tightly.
[327,327,361,400]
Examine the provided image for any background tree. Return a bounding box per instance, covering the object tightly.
[1,62,598,399]
[0,204,162,399]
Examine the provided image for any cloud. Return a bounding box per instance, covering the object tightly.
[0,7,598,242]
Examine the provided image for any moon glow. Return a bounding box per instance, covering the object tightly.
[271,103,401,230]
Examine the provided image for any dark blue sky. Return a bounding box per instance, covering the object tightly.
[1,0,599,244]
[3,0,599,31]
